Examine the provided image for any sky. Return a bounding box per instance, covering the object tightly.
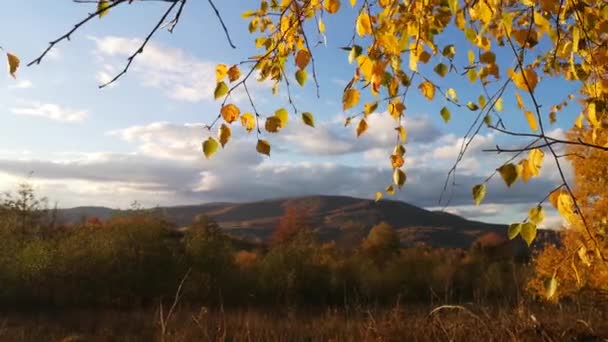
[0,1,582,228]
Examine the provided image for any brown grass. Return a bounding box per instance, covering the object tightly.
[0,303,606,341]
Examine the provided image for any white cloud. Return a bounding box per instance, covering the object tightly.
[10,102,88,122]
[90,36,267,103]
[9,79,33,89]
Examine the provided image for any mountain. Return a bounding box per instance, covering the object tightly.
[56,195,552,250]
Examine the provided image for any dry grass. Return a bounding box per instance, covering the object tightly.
[0,303,606,342]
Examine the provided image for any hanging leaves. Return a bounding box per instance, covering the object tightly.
[498,163,521,187]
[295,69,307,86]
[295,50,311,70]
[214,82,228,100]
[202,137,219,159]
[356,12,372,37]
[472,184,486,206]
[343,88,360,110]
[356,118,368,137]
[418,81,435,101]
[98,0,110,18]
[218,123,231,147]
[507,223,521,240]
[440,106,451,123]
[6,53,19,78]
[256,139,271,156]
[393,168,406,189]
[227,65,241,82]
[521,222,537,246]
[302,112,315,127]
[221,104,240,123]
[240,112,256,132]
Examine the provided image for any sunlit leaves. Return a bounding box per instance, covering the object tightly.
[302,112,315,127]
[343,88,360,110]
[6,53,19,78]
[479,51,496,64]
[466,102,479,111]
[385,185,395,195]
[498,163,521,187]
[390,154,404,169]
[356,118,368,137]
[216,64,228,82]
[98,0,110,18]
[356,12,372,37]
[528,206,545,225]
[275,108,288,128]
[295,69,307,86]
[395,126,407,142]
[472,184,486,206]
[446,88,458,102]
[323,0,341,13]
[218,123,231,147]
[418,81,435,101]
[202,137,219,159]
[265,116,281,133]
[214,82,228,100]
[256,139,271,156]
[508,68,538,92]
[221,104,240,123]
[375,191,382,202]
[521,222,537,246]
[556,192,576,224]
[544,276,557,300]
[442,45,456,59]
[524,111,538,132]
[507,223,521,240]
[364,102,378,116]
[393,168,406,189]
[240,112,255,132]
[348,45,362,64]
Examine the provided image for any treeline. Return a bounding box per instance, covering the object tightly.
[0,185,532,309]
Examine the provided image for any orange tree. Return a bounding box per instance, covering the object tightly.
[4,0,608,298]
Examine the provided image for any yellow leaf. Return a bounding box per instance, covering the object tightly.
[467,69,477,83]
[356,118,368,137]
[388,101,405,120]
[418,50,431,64]
[216,64,228,82]
[6,53,19,78]
[364,102,378,116]
[544,276,557,299]
[467,50,475,65]
[350,0,356,6]
[395,126,407,142]
[218,123,231,147]
[98,0,110,18]
[467,102,479,111]
[275,108,289,128]
[227,65,241,82]
[521,222,537,246]
[434,63,449,77]
[525,110,538,132]
[528,206,545,225]
[479,51,496,64]
[393,168,406,189]
[375,192,382,202]
[557,192,575,223]
[508,67,538,92]
[214,82,228,100]
[418,81,435,101]
[324,0,341,13]
[318,19,326,33]
[508,223,521,240]
[302,112,315,127]
[356,12,372,37]
[588,102,599,128]
[240,112,256,132]
[528,148,544,174]
[575,114,584,128]
[495,98,503,112]
[390,154,404,169]
[515,92,524,109]
[221,104,240,123]
[393,144,405,156]
[202,137,219,159]
[295,50,311,70]
[446,88,458,102]
[256,139,271,156]
[342,88,360,110]
[295,69,307,86]
[386,185,395,195]
[498,163,521,187]
[472,184,486,206]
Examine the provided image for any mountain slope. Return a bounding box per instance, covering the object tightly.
[56,195,526,249]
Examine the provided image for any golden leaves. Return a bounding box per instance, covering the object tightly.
[520,148,544,182]
[275,108,288,128]
[323,0,341,14]
[342,88,360,110]
[216,64,228,82]
[295,69,307,86]
[356,118,368,137]
[472,184,486,206]
[218,123,231,147]
[418,81,435,101]
[390,154,404,169]
[521,222,537,246]
[240,112,256,132]
[202,137,219,159]
[98,0,110,18]
[393,168,406,189]
[440,106,451,123]
[265,116,281,133]
[498,163,521,187]
[227,65,241,82]
[395,126,407,142]
[508,67,538,92]
[356,12,372,37]
[6,53,19,78]
[221,104,240,123]
[214,82,228,100]
[525,110,538,132]
[528,206,545,225]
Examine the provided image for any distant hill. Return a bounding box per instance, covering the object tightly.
[56,195,554,251]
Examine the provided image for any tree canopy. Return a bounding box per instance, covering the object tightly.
[3,0,608,299]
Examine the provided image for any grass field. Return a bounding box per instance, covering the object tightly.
[1,303,606,341]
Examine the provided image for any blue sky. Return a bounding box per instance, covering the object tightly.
[0,1,580,227]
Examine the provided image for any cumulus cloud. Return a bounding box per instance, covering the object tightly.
[10,102,88,122]
[9,79,33,89]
